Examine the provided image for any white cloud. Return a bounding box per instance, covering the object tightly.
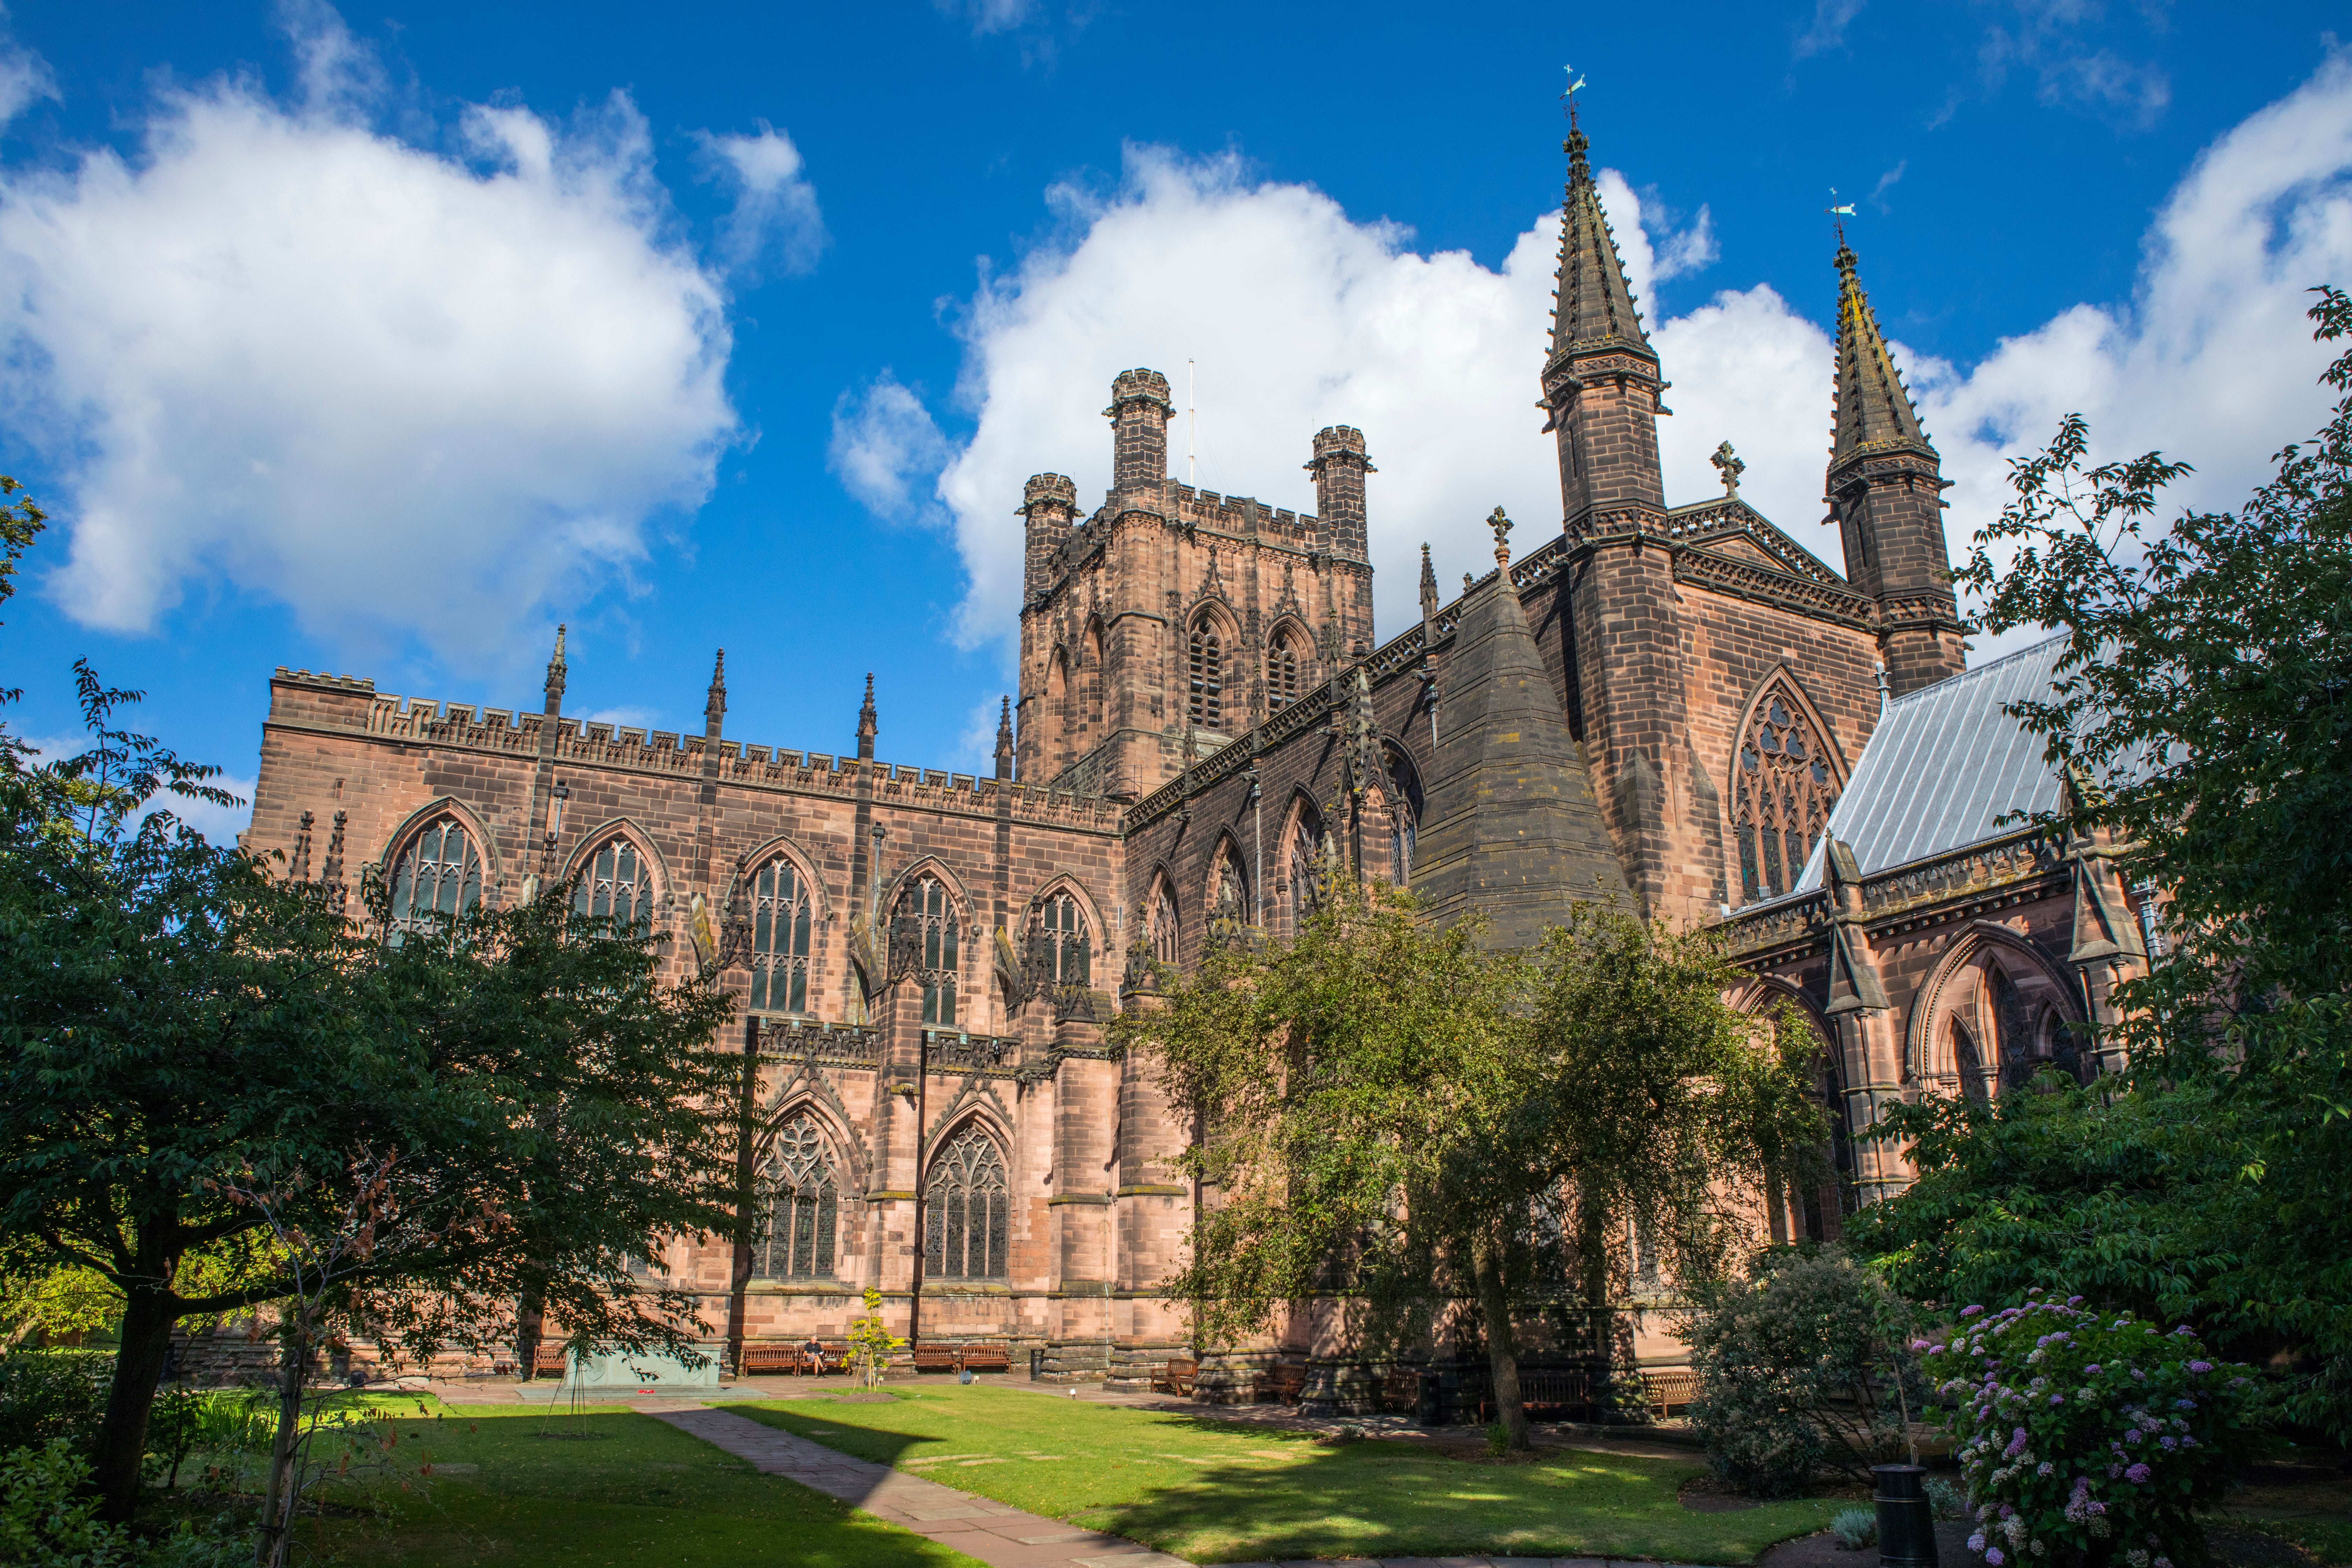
[16,732,256,846]
[0,6,744,667]
[829,373,952,523]
[0,18,54,131]
[886,52,2352,671]
[937,0,1037,37]
[1793,0,1868,60]
[695,121,826,280]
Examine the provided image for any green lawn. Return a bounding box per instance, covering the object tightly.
[298,1400,981,1568]
[726,1385,1842,1564]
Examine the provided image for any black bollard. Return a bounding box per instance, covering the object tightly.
[1873,1464,1938,1568]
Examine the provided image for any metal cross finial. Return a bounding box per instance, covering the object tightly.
[1488,505,1513,563]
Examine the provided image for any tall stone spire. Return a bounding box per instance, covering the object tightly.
[1830,233,1934,471]
[994,696,1015,780]
[1545,112,1655,374]
[1824,232,1965,696]
[855,673,877,761]
[1539,98,1667,537]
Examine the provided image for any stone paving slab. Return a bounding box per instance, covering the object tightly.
[651,1407,1187,1568]
[1200,1560,1705,1567]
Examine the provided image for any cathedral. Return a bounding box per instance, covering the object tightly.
[240,111,2153,1391]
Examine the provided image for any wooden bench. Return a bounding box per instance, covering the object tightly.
[1642,1367,1699,1418]
[532,1345,568,1376]
[911,1345,959,1374]
[1152,1358,1198,1396]
[1378,1367,1421,1413]
[1254,1364,1304,1405]
[1478,1368,1595,1423]
[739,1343,805,1376]
[958,1343,1011,1375]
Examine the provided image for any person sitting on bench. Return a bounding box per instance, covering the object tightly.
[802,1335,827,1374]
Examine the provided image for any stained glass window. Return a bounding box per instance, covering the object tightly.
[899,875,959,1026]
[748,858,813,1014]
[759,1113,837,1279]
[1288,810,1325,932]
[1732,687,1840,903]
[1150,881,1180,965]
[573,839,654,932]
[925,1126,1008,1280]
[390,817,482,937]
[1038,891,1089,985]
[1188,624,1224,729]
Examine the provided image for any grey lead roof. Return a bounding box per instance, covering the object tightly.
[1790,634,2071,894]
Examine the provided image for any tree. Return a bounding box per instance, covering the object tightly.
[0,680,740,1522]
[0,475,43,758]
[1858,286,2352,1438]
[1119,882,1820,1448]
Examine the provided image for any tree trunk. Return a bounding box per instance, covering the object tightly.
[91,1282,177,1522]
[1576,1191,1618,1417]
[513,1281,545,1383]
[1469,1229,1528,1451]
[256,1319,309,1568]
[725,1021,761,1377]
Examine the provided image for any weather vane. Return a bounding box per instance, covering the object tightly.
[1561,63,1587,121]
[1825,186,1856,218]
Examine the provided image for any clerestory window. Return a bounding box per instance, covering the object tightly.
[898,874,960,1026]
[748,858,815,1014]
[389,817,482,937]
[573,838,654,933]
[1037,891,1090,986]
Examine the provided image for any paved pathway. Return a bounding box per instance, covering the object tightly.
[650,1406,1190,1567]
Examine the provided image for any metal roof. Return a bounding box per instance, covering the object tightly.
[1790,634,2071,892]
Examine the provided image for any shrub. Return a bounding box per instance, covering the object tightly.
[1927,1475,1970,1520]
[0,1350,111,1456]
[1832,1507,1879,1550]
[1683,1247,1925,1496]
[2,1438,133,1566]
[1922,1291,2258,1568]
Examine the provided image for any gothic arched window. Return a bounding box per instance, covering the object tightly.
[1950,1017,1991,1106]
[925,1125,1008,1280]
[748,858,814,1014]
[1149,880,1180,966]
[1037,890,1090,986]
[1733,686,1840,903]
[574,838,654,932]
[1188,623,1224,730]
[1384,744,1424,887]
[898,874,960,1026]
[390,816,482,936]
[1268,630,1303,712]
[758,1113,838,1280]
[1990,963,2038,1093]
[1287,808,1325,933]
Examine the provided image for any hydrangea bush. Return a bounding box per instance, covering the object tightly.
[1920,1291,2257,1568]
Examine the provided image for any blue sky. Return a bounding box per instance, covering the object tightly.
[2,0,2348,838]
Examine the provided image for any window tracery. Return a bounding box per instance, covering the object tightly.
[896,874,960,1026]
[390,817,482,936]
[924,1125,1008,1281]
[1149,880,1180,966]
[748,858,814,1014]
[1384,745,1424,886]
[1188,623,1225,730]
[1035,890,1090,987]
[573,838,654,932]
[1268,631,1303,712]
[758,1112,838,1280]
[1287,808,1325,933]
[1732,686,1840,903]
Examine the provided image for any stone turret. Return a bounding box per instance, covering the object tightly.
[1826,234,1964,696]
[1021,473,1078,600]
[1105,369,1173,493]
[1304,425,1374,562]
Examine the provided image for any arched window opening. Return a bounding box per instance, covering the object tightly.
[748,858,814,1014]
[897,874,960,1026]
[574,838,654,932]
[1733,686,1840,903]
[390,817,482,937]
[1188,623,1224,730]
[1149,880,1180,966]
[1951,1017,1991,1105]
[1207,842,1250,948]
[1085,620,1107,729]
[758,1113,838,1280]
[1048,647,1071,732]
[1384,745,1424,887]
[1287,808,1326,933]
[1990,963,2039,1093]
[1268,631,1303,712]
[1035,890,1090,987]
[925,1125,1008,1281]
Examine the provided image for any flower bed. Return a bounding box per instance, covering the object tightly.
[1921,1290,2256,1568]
